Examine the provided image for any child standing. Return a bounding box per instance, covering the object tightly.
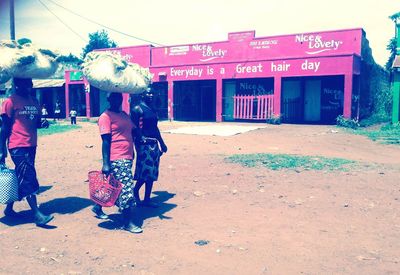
[69,107,77,125]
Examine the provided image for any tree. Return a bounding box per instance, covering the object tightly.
[81,30,117,59]
[57,53,82,64]
[385,37,397,71]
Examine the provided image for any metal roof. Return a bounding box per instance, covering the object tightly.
[393,55,400,68]
[32,79,65,88]
[0,79,65,89]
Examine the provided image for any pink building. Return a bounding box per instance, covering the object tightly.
[65,28,367,124]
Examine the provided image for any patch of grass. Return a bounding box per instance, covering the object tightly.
[38,124,81,136]
[351,124,400,145]
[225,153,355,171]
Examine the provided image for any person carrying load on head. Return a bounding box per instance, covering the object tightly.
[92,92,142,234]
[0,78,54,226]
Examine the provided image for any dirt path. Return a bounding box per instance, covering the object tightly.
[0,122,399,274]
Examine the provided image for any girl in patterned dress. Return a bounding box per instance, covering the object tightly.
[131,89,168,208]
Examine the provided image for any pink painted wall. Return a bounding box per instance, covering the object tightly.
[151,29,362,67]
[96,45,152,67]
[150,56,355,81]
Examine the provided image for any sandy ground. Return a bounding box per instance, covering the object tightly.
[0,121,399,275]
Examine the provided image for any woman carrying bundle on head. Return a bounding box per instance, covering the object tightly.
[0,78,53,226]
[92,92,142,234]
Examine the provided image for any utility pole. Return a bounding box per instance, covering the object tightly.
[10,0,15,40]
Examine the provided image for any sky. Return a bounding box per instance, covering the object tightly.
[0,0,399,66]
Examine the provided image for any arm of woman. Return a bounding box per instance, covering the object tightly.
[101,134,112,175]
[131,105,144,144]
[155,127,167,153]
[0,114,11,165]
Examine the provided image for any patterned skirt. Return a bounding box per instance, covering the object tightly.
[9,147,40,200]
[134,140,161,182]
[111,159,135,211]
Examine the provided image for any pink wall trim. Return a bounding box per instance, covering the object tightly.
[343,74,353,118]
[216,78,223,122]
[273,77,282,116]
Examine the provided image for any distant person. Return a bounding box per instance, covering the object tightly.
[69,107,77,125]
[131,89,168,208]
[0,78,54,226]
[93,92,142,234]
[41,104,48,120]
[54,100,61,121]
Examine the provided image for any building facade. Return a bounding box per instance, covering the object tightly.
[65,28,368,124]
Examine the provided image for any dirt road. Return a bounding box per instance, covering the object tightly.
[0,122,399,274]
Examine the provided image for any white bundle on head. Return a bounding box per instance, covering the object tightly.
[81,51,153,94]
[0,40,60,83]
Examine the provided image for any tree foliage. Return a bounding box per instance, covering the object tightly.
[81,30,117,59]
[17,38,32,45]
[385,37,397,70]
[57,53,82,64]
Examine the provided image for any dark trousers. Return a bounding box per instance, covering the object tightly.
[9,147,39,199]
[71,117,76,124]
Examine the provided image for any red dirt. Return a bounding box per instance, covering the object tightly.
[0,121,399,274]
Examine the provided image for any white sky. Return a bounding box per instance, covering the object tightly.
[0,0,399,66]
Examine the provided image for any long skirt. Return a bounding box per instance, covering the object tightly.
[111,159,135,211]
[9,147,39,200]
[134,141,161,182]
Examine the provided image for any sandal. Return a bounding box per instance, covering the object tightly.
[123,224,143,234]
[35,214,54,226]
[91,205,109,220]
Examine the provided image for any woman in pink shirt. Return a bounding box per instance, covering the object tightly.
[93,92,142,234]
[0,78,53,226]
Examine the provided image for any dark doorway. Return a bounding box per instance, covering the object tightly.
[151,82,168,120]
[173,80,216,121]
[281,76,344,124]
[68,84,87,116]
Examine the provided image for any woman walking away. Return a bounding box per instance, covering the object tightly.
[92,92,142,234]
[0,78,54,226]
[131,89,168,208]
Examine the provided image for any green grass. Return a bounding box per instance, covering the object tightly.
[351,124,400,145]
[38,124,81,136]
[226,153,355,171]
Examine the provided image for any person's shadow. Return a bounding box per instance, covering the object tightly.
[98,191,177,230]
[0,185,92,227]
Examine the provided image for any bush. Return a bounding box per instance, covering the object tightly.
[358,113,390,127]
[336,115,359,129]
[266,114,281,125]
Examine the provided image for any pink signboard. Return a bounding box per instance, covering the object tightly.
[151,29,362,66]
[96,45,152,67]
[150,56,355,81]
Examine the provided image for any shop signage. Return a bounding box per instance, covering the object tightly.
[162,56,351,80]
[249,39,278,49]
[69,71,83,81]
[295,34,343,55]
[192,44,227,62]
[105,50,133,62]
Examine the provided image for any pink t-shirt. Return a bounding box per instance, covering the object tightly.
[1,94,40,149]
[98,110,134,161]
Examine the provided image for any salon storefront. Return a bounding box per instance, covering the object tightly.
[65,28,367,124]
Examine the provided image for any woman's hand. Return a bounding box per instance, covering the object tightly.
[102,163,111,176]
[160,142,168,153]
[40,119,49,129]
